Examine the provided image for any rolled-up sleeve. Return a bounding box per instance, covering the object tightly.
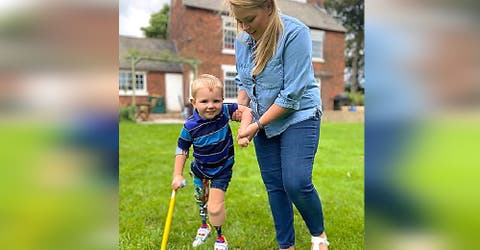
[176,127,192,155]
[274,27,312,110]
[235,74,245,92]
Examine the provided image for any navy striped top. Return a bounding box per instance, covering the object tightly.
[177,103,238,175]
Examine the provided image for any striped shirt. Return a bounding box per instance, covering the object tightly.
[177,103,238,176]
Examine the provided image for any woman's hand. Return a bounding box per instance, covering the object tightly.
[238,122,260,140]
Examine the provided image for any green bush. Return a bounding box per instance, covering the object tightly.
[119,105,136,122]
[347,92,364,106]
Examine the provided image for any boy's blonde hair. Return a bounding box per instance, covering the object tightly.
[190,74,224,99]
[225,0,283,76]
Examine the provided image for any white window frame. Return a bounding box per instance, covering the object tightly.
[311,29,325,63]
[222,65,238,103]
[289,0,307,3]
[119,70,148,96]
[316,76,322,89]
[222,16,236,55]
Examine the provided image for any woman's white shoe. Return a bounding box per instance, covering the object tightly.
[311,236,329,250]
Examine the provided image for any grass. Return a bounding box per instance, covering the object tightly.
[120,121,364,249]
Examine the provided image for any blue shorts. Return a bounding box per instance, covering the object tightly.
[190,162,233,192]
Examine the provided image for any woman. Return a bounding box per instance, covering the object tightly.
[226,0,329,249]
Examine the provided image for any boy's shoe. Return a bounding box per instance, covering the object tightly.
[192,224,211,247]
[214,235,228,250]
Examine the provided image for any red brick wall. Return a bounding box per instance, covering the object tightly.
[308,0,325,8]
[119,71,166,108]
[315,31,346,110]
[170,2,236,105]
[147,71,166,98]
[169,1,344,110]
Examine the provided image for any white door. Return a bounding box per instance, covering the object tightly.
[165,73,183,112]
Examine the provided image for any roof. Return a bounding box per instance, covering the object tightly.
[183,0,346,32]
[119,35,183,72]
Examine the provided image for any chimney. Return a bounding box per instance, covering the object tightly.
[308,0,325,9]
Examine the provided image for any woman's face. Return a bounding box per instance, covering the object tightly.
[232,5,272,41]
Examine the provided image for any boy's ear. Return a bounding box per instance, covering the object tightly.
[189,98,195,106]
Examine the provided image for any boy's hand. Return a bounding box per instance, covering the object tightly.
[232,109,243,122]
[172,175,185,190]
[237,137,250,147]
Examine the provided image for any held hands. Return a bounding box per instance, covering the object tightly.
[237,137,250,147]
[171,175,185,190]
[231,109,243,122]
[237,122,260,147]
[239,122,260,140]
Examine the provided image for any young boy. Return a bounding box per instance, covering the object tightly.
[171,74,252,250]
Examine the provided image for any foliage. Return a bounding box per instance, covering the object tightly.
[325,0,364,93]
[347,91,365,106]
[141,4,169,39]
[119,122,364,249]
[119,105,136,122]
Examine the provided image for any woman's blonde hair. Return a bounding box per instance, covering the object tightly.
[190,74,224,99]
[225,0,283,76]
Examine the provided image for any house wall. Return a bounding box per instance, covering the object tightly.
[317,31,345,110]
[170,1,236,106]
[308,0,325,8]
[119,71,166,109]
[169,0,344,110]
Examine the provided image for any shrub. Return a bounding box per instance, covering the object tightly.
[119,105,136,122]
[347,92,364,106]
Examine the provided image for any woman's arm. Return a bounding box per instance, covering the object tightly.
[238,105,253,131]
[237,89,250,106]
[236,104,253,147]
[232,89,250,121]
[238,104,288,139]
[239,27,313,138]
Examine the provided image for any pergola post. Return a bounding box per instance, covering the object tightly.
[125,50,201,118]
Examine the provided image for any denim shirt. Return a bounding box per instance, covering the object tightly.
[234,14,322,138]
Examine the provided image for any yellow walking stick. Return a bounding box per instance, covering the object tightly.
[160,180,186,250]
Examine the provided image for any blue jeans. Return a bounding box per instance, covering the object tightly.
[253,115,324,249]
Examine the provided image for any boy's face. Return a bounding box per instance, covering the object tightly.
[191,87,223,120]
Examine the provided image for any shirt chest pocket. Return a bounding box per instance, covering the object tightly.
[256,58,284,91]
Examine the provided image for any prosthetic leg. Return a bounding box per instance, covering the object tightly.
[192,175,211,247]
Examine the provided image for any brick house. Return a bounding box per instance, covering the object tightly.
[169,0,346,110]
[119,36,185,112]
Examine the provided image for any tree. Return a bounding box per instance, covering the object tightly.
[325,0,364,93]
[141,4,169,39]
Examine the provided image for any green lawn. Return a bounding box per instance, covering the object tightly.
[120,121,364,249]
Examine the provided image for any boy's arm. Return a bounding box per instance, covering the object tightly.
[172,150,188,190]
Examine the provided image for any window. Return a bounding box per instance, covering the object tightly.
[222,16,236,54]
[289,0,307,2]
[119,70,148,95]
[222,65,238,103]
[311,30,325,62]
